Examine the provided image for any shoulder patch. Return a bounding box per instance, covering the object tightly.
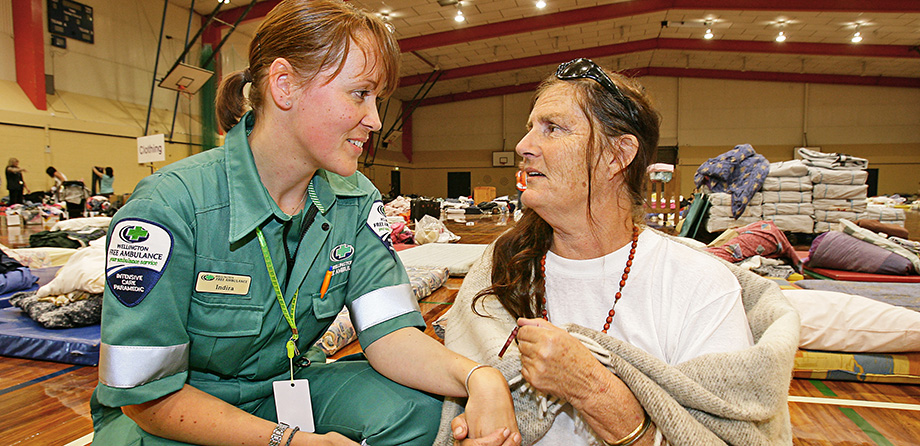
[106,219,174,307]
[365,200,394,253]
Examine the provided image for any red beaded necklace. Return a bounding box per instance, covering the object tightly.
[540,225,639,334]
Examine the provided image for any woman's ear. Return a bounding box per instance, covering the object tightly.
[268,58,295,110]
[606,134,639,177]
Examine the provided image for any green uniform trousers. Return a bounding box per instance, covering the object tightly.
[91,357,442,446]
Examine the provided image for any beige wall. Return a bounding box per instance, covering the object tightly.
[1,0,203,111]
[401,77,920,199]
[3,0,918,200]
[1,80,200,197]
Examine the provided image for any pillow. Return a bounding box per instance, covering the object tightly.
[806,231,913,275]
[839,219,920,273]
[9,291,102,329]
[783,288,920,352]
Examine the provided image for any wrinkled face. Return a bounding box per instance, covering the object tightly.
[515,83,594,216]
[290,42,383,177]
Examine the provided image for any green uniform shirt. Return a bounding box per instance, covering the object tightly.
[94,112,423,411]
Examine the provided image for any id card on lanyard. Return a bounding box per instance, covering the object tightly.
[256,227,315,432]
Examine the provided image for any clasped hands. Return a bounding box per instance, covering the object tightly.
[451,318,603,445]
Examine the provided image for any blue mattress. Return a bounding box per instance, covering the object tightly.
[0,266,99,366]
[0,306,100,366]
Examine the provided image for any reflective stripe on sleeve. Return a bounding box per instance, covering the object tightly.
[99,342,189,388]
[348,284,420,333]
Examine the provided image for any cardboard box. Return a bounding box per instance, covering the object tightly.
[5,212,21,227]
[473,186,496,204]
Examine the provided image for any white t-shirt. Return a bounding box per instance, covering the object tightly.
[535,229,754,446]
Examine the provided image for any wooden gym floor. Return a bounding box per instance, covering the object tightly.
[1,211,919,445]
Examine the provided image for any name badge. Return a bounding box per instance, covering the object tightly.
[273,379,315,433]
[195,272,252,295]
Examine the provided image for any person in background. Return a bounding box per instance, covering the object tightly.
[92,166,114,199]
[5,158,28,205]
[515,161,527,211]
[440,58,798,445]
[90,1,519,446]
[46,166,68,202]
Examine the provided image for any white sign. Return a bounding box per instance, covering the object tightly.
[137,134,166,164]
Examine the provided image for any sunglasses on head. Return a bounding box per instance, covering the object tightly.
[555,58,640,125]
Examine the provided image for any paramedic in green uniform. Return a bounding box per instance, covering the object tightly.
[89,1,519,445]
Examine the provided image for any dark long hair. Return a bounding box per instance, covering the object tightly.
[215,0,400,132]
[473,69,660,320]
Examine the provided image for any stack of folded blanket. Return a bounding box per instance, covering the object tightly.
[761,160,814,233]
[694,144,769,233]
[860,204,906,228]
[706,192,762,233]
[809,166,869,233]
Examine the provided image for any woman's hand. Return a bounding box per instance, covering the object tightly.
[515,318,607,402]
[451,413,520,446]
[515,319,652,445]
[463,366,521,444]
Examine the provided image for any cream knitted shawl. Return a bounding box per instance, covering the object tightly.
[434,236,799,446]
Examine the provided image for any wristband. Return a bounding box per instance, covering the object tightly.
[284,426,300,446]
[464,364,490,396]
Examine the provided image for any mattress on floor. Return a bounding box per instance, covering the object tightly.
[0,266,95,365]
[0,306,99,366]
[803,265,920,283]
[397,243,488,276]
[794,279,920,312]
[793,349,920,385]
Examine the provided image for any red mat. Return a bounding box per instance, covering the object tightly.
[803,265,920,283]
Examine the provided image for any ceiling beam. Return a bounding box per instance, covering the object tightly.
[646,66,920,88]
[214,0,281,27]
[398,0,920,53]
[415,66,920,106]
[401,38,919,87]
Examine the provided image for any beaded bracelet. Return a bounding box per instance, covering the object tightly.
[604,411,651,446]
[269,422,290,446]
[284,426,300,446]
[464,364,490,396]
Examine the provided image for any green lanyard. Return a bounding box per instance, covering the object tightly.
[256,227,299,362]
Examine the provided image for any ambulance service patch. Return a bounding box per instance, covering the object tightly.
[106,219,173,307]
[366,200,394,253]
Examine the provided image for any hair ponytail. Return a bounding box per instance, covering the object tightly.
[215,69,252,133]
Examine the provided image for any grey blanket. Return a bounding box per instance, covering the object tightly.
[435,237,799,445]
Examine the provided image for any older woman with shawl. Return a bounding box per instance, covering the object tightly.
[438,59,799,446]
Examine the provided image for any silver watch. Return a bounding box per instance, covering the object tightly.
[269,422,290,446]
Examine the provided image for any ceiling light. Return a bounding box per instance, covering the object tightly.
[536,0,546,8]
[454,2,464,22]
[381,12,395,33]
[703,22,713,40]
[851,24,863,43]
[218,0,230,4]
[775,20,787,42]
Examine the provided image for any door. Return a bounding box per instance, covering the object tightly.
[390,170,401,197]
[865,168,878,198]
[447,172,471,199]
